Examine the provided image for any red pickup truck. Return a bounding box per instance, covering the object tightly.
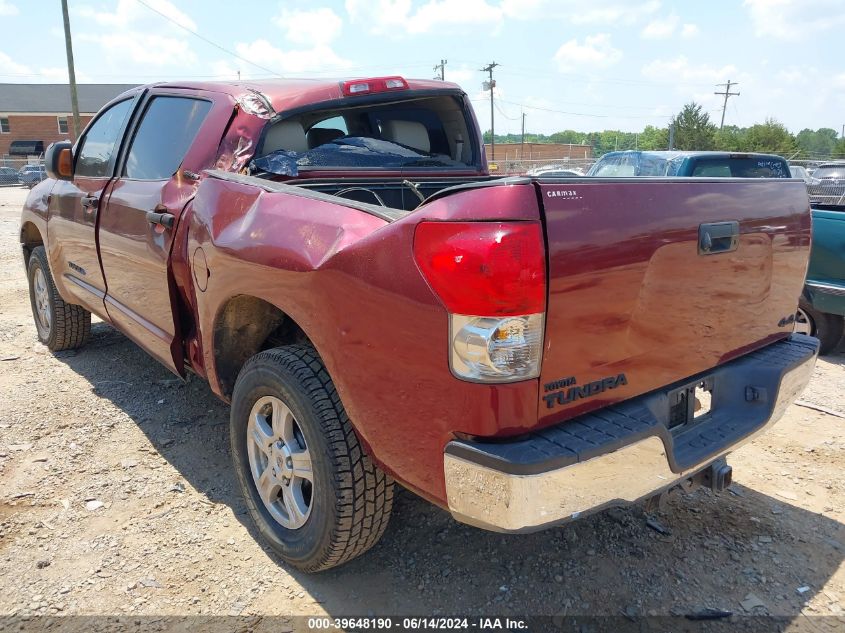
[20,77,819,572]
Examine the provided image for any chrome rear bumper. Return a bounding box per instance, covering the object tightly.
[444,334,818,533]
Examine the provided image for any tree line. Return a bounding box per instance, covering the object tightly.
[483,102,845,160]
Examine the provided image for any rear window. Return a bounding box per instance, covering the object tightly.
[690,157,789,178]
[252,94,476,176]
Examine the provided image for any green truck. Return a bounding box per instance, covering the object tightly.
[795,207,845,354]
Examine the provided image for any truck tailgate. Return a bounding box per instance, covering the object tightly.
[536,178,811,424]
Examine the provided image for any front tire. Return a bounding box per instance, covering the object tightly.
[796,301,844,355]
[230,345,394,572]
[27,246,91,351]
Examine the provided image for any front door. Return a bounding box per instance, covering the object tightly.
[47,97,135,312]
[97,94,212,374]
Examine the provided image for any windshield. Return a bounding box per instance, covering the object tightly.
[814,167,845,179]
[252,94,476,176]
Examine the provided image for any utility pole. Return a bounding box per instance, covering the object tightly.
[433,59,447,81]
[520,111,526,160]
[668,123,675,150]
[714,79,740,130]
[481,62,499,160]
[61,0,81,140]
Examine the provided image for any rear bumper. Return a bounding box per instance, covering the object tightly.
[443,334,819,532]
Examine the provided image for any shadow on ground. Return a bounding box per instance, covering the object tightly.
[53,322,845,620]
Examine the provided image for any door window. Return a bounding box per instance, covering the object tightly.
[75,99,134,178]
[124,96,212,180]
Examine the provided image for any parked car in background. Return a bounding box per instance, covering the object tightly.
[789,164,812,183]
[18,164,47,187]
[526,164,583,177]
[0,166,19,185]
[807,163,845,206]
[794,204,845,354]
[587,151,791,178]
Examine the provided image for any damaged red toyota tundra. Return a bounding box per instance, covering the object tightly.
[20,77,819,572]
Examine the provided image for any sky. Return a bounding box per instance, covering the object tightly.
[1,0,844,136]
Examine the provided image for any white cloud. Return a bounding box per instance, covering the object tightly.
[0,50,82,82]
[744,0,845,40]
[79,32,196,67]
[554,34,622,73]
[641,56,737,84]
[0,0,18,16]
[641,13,679,39]
[234,39,352,75]
[568,0,658,25]
[411,0,501,33]
[275,8,343,46]
[77,0,196,30]
[346,0,658,35]
[681,23,699,38]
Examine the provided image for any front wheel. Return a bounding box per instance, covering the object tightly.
[27,246,91,351]
[230,345,394,572]
[795,302,844,355]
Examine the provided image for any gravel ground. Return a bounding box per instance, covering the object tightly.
[1,185,844,629]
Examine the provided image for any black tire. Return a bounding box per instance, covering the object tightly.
[27,246,91,351]
[230,345,394,572]
[797,301,844,355]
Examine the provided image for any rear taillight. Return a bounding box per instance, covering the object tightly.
[413,222,546,383]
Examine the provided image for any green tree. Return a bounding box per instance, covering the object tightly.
[714,125,747,151]
[743,118,797,156]
[795,128,839,157]
[669,102,716,150]
[638,125,669,150]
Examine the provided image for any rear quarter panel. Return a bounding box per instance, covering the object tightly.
[188,178,543,504]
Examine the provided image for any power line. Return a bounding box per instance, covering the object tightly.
[133,0,284,78]
[482,97,673,120]
[715,79,740,130]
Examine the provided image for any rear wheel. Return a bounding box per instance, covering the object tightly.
[795,302,844,355]
[27,246,91,351]
[230,345,394,572]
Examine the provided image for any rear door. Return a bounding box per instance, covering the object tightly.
[46,97,136,311]
[536,178,811,424]
[97,92,214,374]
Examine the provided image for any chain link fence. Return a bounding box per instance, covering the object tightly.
[0,155,46,187]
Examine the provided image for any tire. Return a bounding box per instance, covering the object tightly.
[796,301,844,355]
[230,345,394,572]
[27,246,91,351]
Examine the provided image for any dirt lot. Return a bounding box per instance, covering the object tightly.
[1,185,844,628]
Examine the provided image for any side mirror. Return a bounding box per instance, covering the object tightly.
[45,141,73,181]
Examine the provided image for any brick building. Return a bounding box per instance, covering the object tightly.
[483,142,593,162]
[0,84,136,158]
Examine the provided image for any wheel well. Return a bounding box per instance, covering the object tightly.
[213,295,311,398]
[20,222,43,265]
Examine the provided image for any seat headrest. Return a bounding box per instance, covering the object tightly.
[307,127,345,149]
[263,120,308,153]
[381,120,430,153]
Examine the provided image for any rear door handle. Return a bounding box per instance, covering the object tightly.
[146,207,175,229]
[81,195,99,211]
[699,221,739,255]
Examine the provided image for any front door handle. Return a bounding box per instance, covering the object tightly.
[146,207,175,229]
[81,195,99,211]
[699,221,739,255]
